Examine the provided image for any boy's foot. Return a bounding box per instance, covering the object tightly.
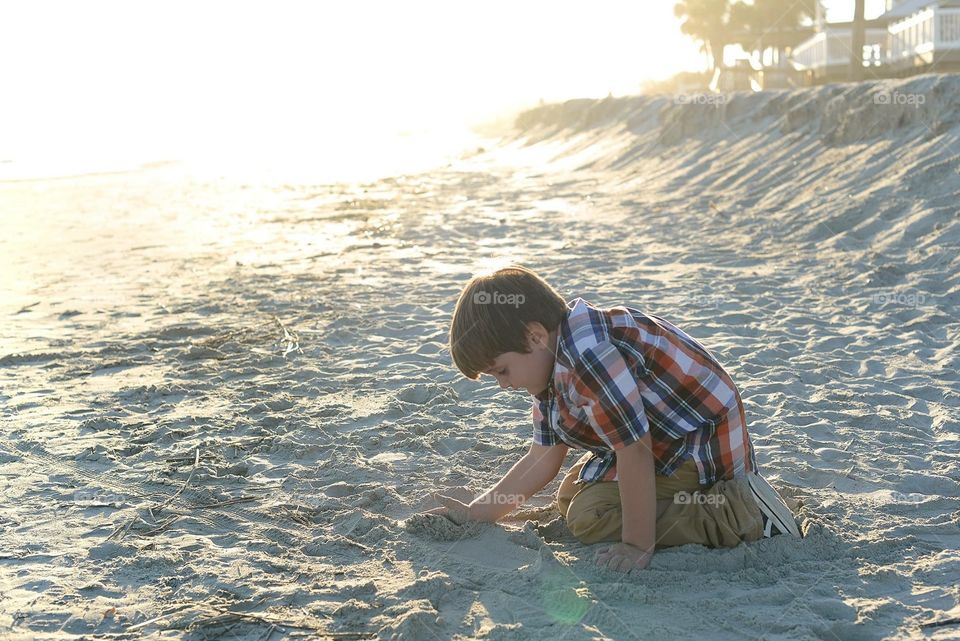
[746,472,802,538]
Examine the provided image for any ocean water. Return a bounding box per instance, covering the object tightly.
[0,123,498,354]
[0,124,494,184]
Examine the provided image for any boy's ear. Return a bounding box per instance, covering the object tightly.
[525,321,547,347]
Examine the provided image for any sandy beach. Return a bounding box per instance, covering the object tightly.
[2,73,959,640]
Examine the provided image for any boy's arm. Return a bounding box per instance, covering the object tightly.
[468,442,568,522]
[569,340,656,570]
[614,432,657,560]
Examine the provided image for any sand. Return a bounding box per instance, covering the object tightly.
[1,72,959,640]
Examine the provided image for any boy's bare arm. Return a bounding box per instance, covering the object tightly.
[469,442,569,522]
[614,433,657,562]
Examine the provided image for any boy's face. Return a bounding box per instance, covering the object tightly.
[482,322,557,395]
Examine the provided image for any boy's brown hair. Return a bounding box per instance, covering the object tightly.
[449,265,568,380]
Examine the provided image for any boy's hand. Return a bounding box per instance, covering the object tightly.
[425,493,473,525]
[594,542,652,573]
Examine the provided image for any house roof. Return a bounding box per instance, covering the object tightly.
[880,0,960,21]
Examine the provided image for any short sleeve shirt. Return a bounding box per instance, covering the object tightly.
[532,297,757,486]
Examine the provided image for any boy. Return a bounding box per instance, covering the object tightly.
[429,265,801,573]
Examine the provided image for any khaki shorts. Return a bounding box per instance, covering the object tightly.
[556,452,764,548]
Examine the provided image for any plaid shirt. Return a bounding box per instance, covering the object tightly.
[532,297,758,486]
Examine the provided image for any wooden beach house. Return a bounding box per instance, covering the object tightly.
[789,1,889,85]
[885,0,960,74]
[789,0,960,84]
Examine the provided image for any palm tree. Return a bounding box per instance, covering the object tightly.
[729,0,819,66]
[674,0,733,73]
[850,0,866,80]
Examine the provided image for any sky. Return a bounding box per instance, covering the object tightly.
[0,0,887,177]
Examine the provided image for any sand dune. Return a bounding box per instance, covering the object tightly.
[1,73,958,640]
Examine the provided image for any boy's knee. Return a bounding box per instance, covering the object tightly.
[565,491,621,544]
[567,511,618,545]
[566,511,600,543]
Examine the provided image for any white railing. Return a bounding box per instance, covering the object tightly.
[791,31,828,69]
[888,6,960,61]
[791,28,887,70]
